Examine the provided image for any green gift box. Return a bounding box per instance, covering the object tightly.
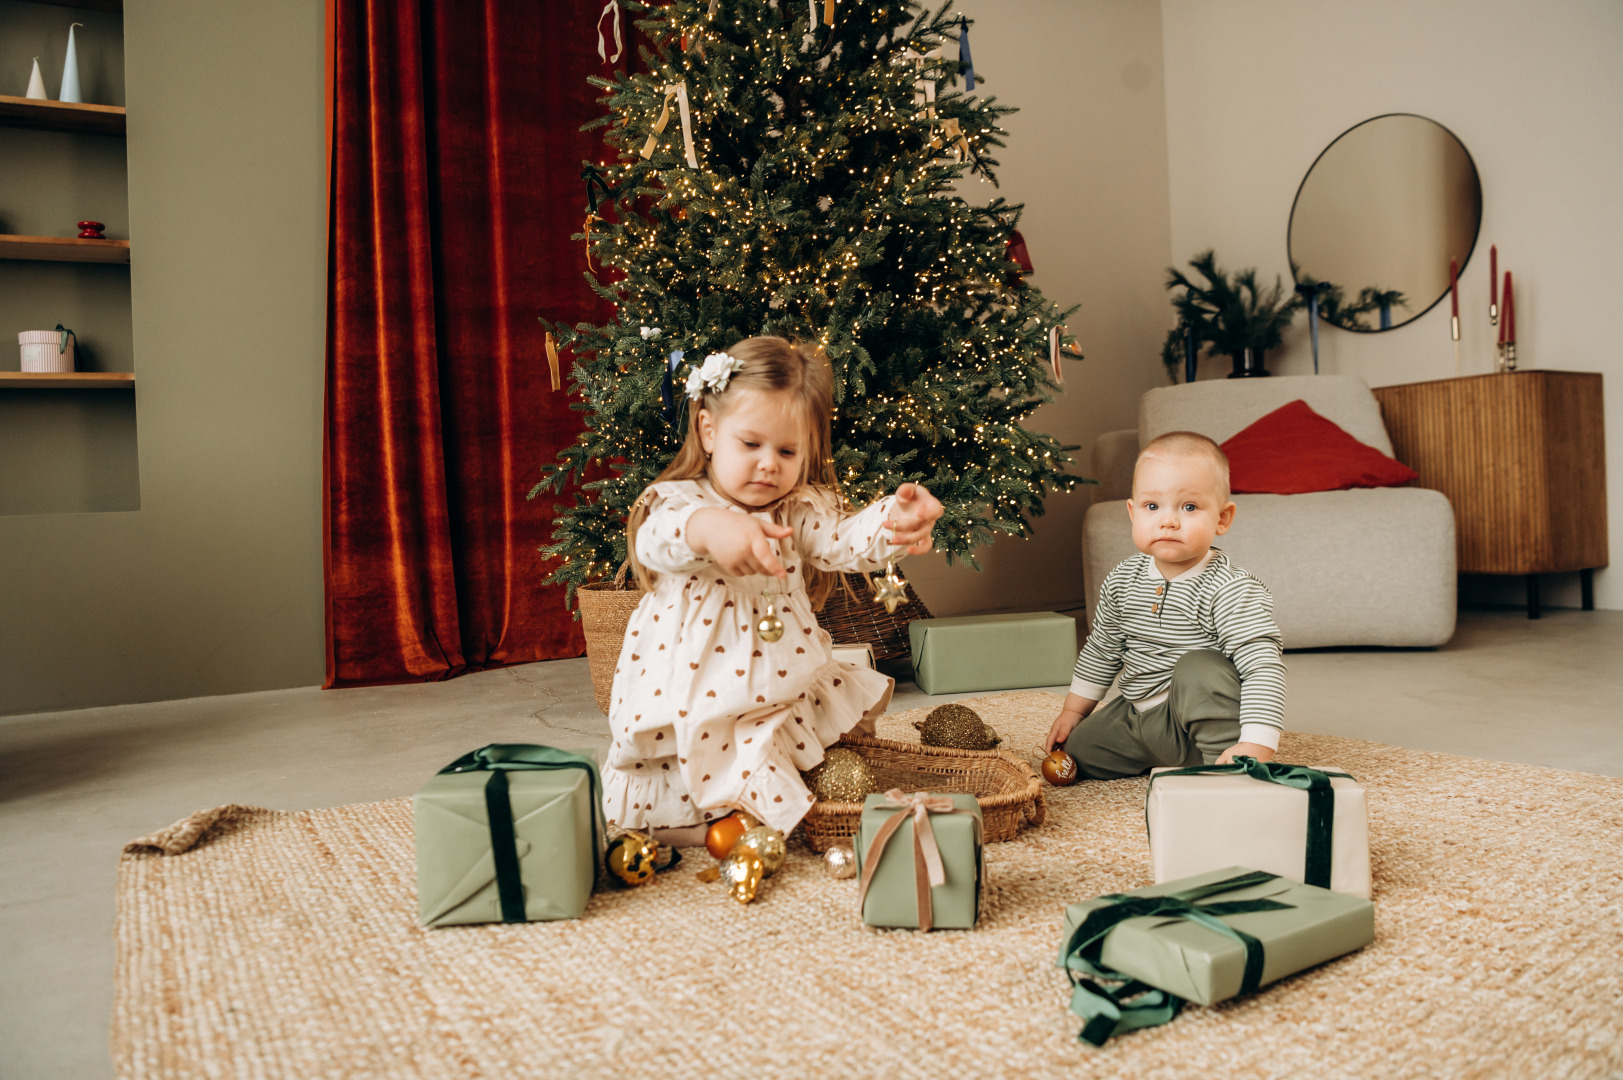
[1057,866,1374,1045]
[907,612,1077,695]
[414,744,606,927]
[854,791,983,930]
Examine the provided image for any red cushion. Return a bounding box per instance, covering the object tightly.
[1219,399,1418,495]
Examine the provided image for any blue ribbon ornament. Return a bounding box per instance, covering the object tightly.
[660,349,685,426]
[958,17,975,92]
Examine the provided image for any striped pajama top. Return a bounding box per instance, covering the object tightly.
[1071,548,1286,749]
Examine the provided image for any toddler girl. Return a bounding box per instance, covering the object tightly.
[603,336,942,845]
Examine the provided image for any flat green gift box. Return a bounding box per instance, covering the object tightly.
[854,792,983,930]
[907,612,1077,695]
[1057,866,1374,1044]
[414,745,605,927]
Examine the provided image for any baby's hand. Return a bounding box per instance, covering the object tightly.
[888,483,943,555]
[1215,742,1277,764]
[687,508,792,579]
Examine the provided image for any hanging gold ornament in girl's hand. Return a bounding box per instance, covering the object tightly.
[871,557,908,614]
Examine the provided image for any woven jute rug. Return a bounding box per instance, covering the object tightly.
[114,691,1623,1079]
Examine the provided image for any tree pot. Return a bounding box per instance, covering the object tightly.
[1228,347,1271,378]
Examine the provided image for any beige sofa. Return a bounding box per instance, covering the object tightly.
[1081,375,1457,648]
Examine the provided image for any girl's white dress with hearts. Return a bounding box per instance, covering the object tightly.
[603,479,903,834]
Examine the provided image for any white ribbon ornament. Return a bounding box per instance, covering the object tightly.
[596,0,623,64]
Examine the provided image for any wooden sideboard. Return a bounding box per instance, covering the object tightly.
[1372,370,1608,618]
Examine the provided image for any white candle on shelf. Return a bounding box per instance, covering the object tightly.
[59,23,83,103]
[26,57,47,100]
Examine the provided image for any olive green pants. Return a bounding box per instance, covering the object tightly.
[1062,650,1242,781]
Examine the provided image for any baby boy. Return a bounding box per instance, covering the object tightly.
[1046,431,1286,777]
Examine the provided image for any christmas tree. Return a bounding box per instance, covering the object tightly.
[535,0,1083,598]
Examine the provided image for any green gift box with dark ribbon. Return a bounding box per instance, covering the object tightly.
[907,612,1077,695]
[855,790,983,930]
[1057,866,1374,1046]
[413,744,606,927]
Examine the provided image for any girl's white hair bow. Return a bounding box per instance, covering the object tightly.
[685,351,744,401]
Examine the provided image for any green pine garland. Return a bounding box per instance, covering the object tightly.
[533,0,1085,602]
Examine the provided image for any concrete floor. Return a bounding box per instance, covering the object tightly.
[2,606,1620,1079]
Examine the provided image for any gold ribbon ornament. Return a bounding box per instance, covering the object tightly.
[640,82,698,169]
[858,789,968,932]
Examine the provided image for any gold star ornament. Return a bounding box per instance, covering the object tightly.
[870,558,909,614]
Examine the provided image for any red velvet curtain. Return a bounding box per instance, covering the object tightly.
[325,0,613,686]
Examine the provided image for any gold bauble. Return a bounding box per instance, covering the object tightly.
[916,703,1001,750]
[824,844,858,880]
[605,831,660,887]
[704,811,761,861]
[1042,749,1080,786]
[803,747,878,804]
[734,825,787,877]
[756,602,785,643]
[720,846,764,903]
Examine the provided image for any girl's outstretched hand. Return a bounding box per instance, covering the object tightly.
[889,482,943,555]
[687,508,792,578]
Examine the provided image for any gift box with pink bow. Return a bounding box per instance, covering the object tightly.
[854,790,984,930]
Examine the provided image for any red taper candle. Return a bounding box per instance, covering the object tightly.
[1504,272,1515,343]
[1449,257,1459,317]
[1490,246,1498,308]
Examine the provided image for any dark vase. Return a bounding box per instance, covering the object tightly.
[1228,346,1271,378]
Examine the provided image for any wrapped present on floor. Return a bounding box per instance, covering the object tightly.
[830,643,877,670]
[855,790,983,930]
[907,612,1077,695]
[414,744,606,927]
[1057,866,1375,1045]
[1146,759,1370,898]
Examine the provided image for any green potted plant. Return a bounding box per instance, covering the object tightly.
[1162,250,1304,379]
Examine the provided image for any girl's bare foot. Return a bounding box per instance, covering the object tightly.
[651,823,709,848]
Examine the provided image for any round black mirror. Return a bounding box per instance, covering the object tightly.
[1288,114,1482,333]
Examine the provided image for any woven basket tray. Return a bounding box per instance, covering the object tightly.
[800,734,1045,852]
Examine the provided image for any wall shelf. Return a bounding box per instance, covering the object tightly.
[0,371,134,389]
[0,235,130,263]
[0,94,126,136]
[23,0,122,11]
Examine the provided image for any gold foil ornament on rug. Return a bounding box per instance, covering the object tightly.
[804,747,878,803]
[870,557,908,615]
[915,703,1001,750]
[734,825,786,877]
[605,831,660,886]
[824,844,857,880]
[720,846,765,903]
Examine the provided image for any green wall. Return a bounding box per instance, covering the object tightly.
[0,0,328,714]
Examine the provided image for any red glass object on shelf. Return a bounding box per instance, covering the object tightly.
[77,221,106,239]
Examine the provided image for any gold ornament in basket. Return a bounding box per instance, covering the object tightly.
[800,733,1044,852]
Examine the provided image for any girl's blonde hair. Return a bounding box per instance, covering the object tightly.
[626,336,844,606]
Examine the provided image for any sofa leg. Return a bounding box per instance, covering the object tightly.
[1581,568,1595,611]
[1526,574,1540,620]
